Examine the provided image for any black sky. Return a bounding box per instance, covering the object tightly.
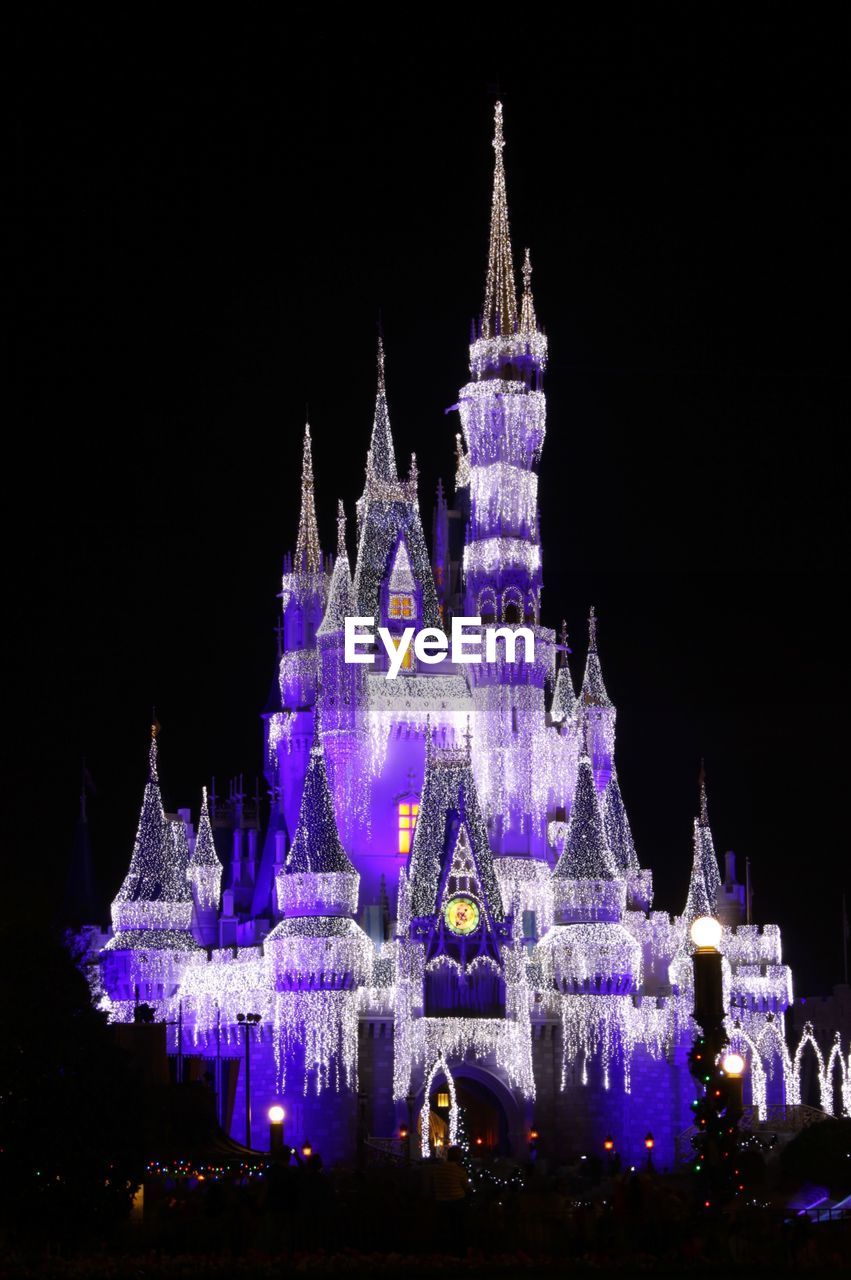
[12,8,850,993]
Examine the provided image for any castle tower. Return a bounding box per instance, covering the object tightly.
[352,338,439,639]
[537,751,640,1133]
[264,714,372,1120]
[272,422,330,839]
[187,785,223,947]
[578,607,616,793]
[457,104,555,857]
[102,729,201,1010]
[459,104,547,627]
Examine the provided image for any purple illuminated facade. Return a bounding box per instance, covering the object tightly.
[88,105,809,1167]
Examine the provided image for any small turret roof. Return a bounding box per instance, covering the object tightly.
[114,734,193,906]
[602,771,640,874]
[580,606,613,710]
[318,500,355,635]
[286,719,355,875]
[554,754,618,881]
[189,787,223,870]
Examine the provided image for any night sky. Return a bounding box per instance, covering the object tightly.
[13,9,849,994]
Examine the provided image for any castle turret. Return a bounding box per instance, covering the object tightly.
[264,714,371,1093]
[102,730,201,1009]
[550,621,577,726]
[578,607,616,793]
[695,762,722,911]
[273,422,330,838]
[458,105,554,856]
[602,770,653,911]
[352,338,439,639]
[460,104,547,626]
[188,786,223,947]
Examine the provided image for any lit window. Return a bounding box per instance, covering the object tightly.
[436,1090,450,1109]
[389,594,414,619]
[400,645,414,671]
[398,801,420,854]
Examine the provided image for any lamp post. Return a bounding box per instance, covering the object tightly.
[268,1104,285,1157]
[688,916,742,1208]
[644,1131,655,1172]
[237,1012,262,1149]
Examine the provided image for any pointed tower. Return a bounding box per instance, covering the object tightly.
[550,621,577,726]
[538,751,639,1089]
[352,339,439,635]
[102,730,201,1009]
[578,607,616,792]
[457,103,554,856]
[272,422,331,841]
[695,762,722,911]
[188,786,223,947]
[265,715,371,1094]
[682,823,712,925]
[601,769,654,912]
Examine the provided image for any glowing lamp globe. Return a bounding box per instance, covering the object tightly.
[268,1105,285,1124]
[722,1052,745,1078]
[690,916,722,951]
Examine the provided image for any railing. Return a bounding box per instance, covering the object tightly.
[675,1103,829,1165]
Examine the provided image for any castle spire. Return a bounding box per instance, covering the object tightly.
[481,102,518,339]
[109,728,195,940]
[317,498,354,635]
[554,754,617,881]
[683,824,712,923]
[580,606,613,708]
[550,622,576,723]
[287,721,355,874]
[295,422,322,573]
[520,248,538,334]
[366,336,398,482]
[602,771,640,874]
[694,763,722,909]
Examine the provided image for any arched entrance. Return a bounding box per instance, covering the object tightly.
[418,1058,524,1158]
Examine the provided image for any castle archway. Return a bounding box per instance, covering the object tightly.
[415,1059,527,1159]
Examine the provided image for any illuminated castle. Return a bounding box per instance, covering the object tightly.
[93,104,812,1167]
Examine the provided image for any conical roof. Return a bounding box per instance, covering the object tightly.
[294,423,322,573]
[481,102,518,339]
[366,337,397,482]
[189,787,222,870]
[115,736,192,906]
[695,765,721,909]
[286,722,354,875]
[408,742,504,921]
[602,771,640,874]
[580,606,613,709]
[318,500,355,635]
[554,754,618,881]
[683,822,712,922]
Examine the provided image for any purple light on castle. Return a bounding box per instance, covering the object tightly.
[84,102,815,1167]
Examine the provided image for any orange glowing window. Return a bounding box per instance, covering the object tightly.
[389,594,414,619]
[398,801,420,854]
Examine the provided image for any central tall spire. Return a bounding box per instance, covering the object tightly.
[482,102,518,339]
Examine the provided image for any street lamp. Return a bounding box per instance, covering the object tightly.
[236,1012,262,1149]
[268,1104,285,1155]
[722,1052,745,1124]
[644,1131,655,1171]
